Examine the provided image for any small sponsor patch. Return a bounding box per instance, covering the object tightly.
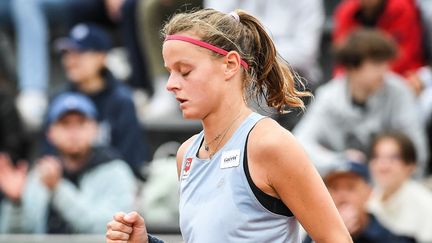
[182,157,193,180]
[220,149,241,169]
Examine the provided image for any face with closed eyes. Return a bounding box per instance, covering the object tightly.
[162,34,239,120]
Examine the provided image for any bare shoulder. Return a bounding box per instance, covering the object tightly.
[247,117,312,176]
[176,134,199,178]
[248,118,300,158]
[248,119,351,242]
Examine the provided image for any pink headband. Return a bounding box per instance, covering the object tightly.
[165,35,249,70]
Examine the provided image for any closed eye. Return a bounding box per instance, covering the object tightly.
[181,70,191,77]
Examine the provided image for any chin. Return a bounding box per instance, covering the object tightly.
[182,113,198,120]
[181,110,202,120]
[67,77,82,84]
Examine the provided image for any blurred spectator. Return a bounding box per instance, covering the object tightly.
[205,0,325,88]
[11,0,73,131]
[293,29,428,177]
[118,0,153,94]
[8,0,152,131]
[51,23,151,178]
[12,0,49,130]
[0,92,136,233]
[67,0,153,93]
[304,161,416,243]
[368,131,432,243]
[333,0,425,77]
[136,0,202,122]
[400,0,432,174]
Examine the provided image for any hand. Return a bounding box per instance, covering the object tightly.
[338,204,365,235]
[37,156,62,190]
[106,211,148,243]
[105,0,126,21]
[0,153,28,202]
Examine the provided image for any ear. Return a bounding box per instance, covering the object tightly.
[223,51,242,80]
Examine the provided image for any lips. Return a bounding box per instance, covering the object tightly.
[176,97,187,104]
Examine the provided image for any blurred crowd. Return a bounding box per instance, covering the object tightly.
[0,0,431,242]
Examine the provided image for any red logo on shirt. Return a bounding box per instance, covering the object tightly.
[184,158,192,173]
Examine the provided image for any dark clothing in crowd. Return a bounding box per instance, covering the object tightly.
[120,0,153,93]
[0,91,29,163]
[303,214,417,243]
[0,90,29,204]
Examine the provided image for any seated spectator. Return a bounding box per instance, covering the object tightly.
[304,161,416,243]
[10,0,153,130]
[293,29,428,177]
[68,0,154,93]
[333,0,425,77]
[53,23,150,177]
[368,131,432,242]
[0,92,136,233]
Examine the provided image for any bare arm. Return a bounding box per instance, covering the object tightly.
[248,119,352,243]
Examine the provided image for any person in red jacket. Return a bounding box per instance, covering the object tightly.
[333,0,425,77]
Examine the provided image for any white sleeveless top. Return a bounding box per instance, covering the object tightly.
[179,112,300,243]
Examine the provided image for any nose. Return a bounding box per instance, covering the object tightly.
[371,157,392,172]
[166,73,181,92]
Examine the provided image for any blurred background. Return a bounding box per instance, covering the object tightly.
[0,0,432,242]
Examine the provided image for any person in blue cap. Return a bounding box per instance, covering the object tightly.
[304,161,416,243]
[0,92,136,234]
[52,23,150,179]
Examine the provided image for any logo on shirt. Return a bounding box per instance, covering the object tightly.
[220,149,241,169]
[182,157,193,180]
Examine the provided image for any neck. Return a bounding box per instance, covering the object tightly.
[62,149,91,173]
[348,76,371,104]
[201,100,251,158]
[362,1,385,19]
[77,76,105,94]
